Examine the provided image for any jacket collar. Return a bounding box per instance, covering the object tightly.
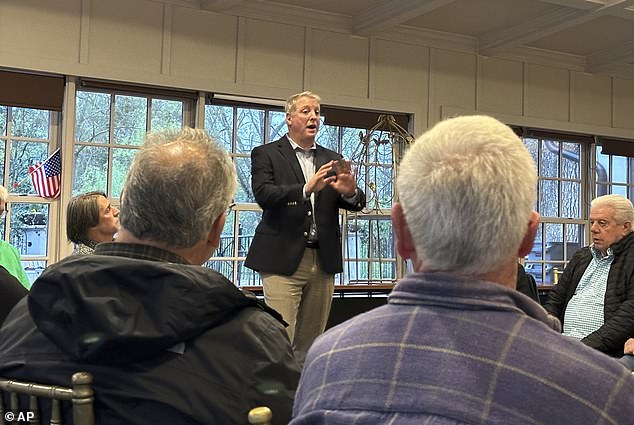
[609,231,634,255]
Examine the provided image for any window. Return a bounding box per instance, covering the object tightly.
[73,89,190,198]
[203,102,399,287]
[596,149,634,199]
[0,105,59,285]
[522,137,587,284]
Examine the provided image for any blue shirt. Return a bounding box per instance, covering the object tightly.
[563,245,613,339]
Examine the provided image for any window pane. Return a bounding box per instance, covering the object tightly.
[376,134,393,165]
[239,210,260,255]
[562,181,581,219]
[367,165,394,210]
[215,209,236,258]
[526,225,544,284]
[151,98,183,132]
[562,142,580,179]
[541,140,559,178]
[545,222,564,283]
[565,223,583,260]
[9,203,49,256]
[268,111,286,142]
[23,260,46,286]
[0,209,5,240]
[0,105,7,136]
[11,108,49,139]
[316,124,339,152]
[205,259,233,281]
[540,180,559,217]
[112,148,138,198]
[236,108,264,154]
[72,145,108,195]
[370,218,395,259]
[237,260,260,286]
[234,157,254,203]
[75,91,111,143]
[0,140,5,188]
[10,141,48,195]
[114,95,147,146]
[612,156,628,184]
[523,138,538,166]
[612,185,627,197]
[205,105,233,152]
[596,149,609,182]
[343,215,396,283]
[342,127,364,160]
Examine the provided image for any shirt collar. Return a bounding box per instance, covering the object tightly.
[94,242,190,264]
[287,134,316,152]
[590,244,614,260]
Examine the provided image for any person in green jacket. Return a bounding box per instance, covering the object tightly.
[0,185,30,289]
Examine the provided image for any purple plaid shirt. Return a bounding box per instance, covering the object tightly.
[292,272,634,425]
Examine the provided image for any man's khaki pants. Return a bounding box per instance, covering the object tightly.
[261,247,334,366]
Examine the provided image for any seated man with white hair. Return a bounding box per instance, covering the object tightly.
[545,193,634,357]
[290,115,634,425]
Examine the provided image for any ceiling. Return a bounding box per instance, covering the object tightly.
[198,0,634,79]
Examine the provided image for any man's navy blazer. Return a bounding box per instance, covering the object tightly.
[245,136,366,276]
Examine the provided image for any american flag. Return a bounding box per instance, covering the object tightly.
[29,149,62,199]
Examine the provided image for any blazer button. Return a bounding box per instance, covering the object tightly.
[307,211,312,216]
[303,232,308,237]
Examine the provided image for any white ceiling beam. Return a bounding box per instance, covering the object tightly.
[200,0,244,12]
[352,0,457,36]
[586,39,634,72]
[536,0,607,9]
[479,0,634,55]
[538,0,634,19]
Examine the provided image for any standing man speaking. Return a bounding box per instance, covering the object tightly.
[246,91,366,364]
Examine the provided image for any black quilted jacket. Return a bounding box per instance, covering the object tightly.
[0,250,300,425]
[544,232,634,356]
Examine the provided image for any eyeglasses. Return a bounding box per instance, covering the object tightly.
[226,202,236,215]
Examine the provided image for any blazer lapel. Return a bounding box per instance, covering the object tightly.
[278,136,306,183]
[314,146,330,171]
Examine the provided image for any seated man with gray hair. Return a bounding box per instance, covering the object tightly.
[0,127,300,425]
[291,116,634,425]
[545,194,634,357]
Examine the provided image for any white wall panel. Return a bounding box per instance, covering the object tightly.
[88,0,164,73]
[613,78,634,130]
[373,39,428,106]
[477,57,523,116]
[171,7,238,82]
[242,19,304,91]
[525,64,569,122]
[0,0,81,63]
[430,49,476,124]
[570,72,611,127]
[309,30,369,98]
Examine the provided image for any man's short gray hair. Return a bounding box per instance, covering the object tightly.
[397,115,537,274]
[120,127,236,248]
[591,194,634,227]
